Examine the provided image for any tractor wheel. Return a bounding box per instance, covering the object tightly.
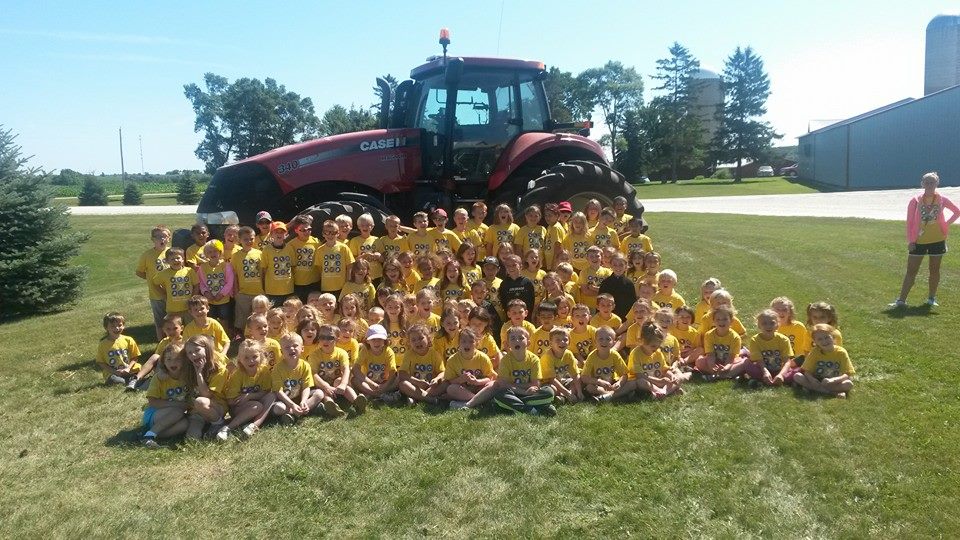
[299,201,389,238]
[517,160,647,231]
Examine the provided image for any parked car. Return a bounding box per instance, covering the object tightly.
[779,164,798,177]
[757,165,774,177]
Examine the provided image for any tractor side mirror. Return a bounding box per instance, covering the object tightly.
[445,57,464,87]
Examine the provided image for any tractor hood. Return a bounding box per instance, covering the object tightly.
[233,127,423,195]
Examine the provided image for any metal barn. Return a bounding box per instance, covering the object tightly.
[798,84,960,189]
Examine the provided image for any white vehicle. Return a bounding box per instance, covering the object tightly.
[757,165,774,177]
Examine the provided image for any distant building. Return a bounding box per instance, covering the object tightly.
[691,68,723,144]
[797,85,960,188]
[925,14,960,96]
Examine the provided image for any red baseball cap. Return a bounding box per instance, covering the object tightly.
[557,201,573,213]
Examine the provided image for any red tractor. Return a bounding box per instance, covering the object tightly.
[196,31,645,235]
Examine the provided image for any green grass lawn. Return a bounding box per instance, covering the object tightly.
[634,176,826,199]
[2,213,958,537]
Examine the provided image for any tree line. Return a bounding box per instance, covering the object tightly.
[184,43,779,182]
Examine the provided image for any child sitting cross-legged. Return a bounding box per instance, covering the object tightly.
[462,326,557,415]
[444,328,496,410]
[615,321,684,400]
[398,324,447,405]
[581,326,628,402]
[305,324,357,418]
[793,324,854,398]
[270,333,323,425]
[220,339,276,440]
[352,324,401,404]
[539,327,583,404]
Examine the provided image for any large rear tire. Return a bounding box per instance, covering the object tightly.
[299,201,389,238]
[517,160,647,231]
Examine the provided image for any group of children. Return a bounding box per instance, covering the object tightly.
[101,198,853,447]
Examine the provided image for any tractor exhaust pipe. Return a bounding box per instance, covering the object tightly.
[375,77,392,129]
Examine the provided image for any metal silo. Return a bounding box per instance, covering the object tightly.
[691,67,723,143]
[924,14,960,95]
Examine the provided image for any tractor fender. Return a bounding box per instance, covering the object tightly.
[488,133,607,192]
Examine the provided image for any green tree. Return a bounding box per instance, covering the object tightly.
[122,183,143,205]
[77,177,108,206]
[578,61,644,164]
[176,173,200,205]
[650,42,705,183]
[320,104,378,136]
[0,127,87,319]
[544,67,592,124]
[712,46,781,182]
[184,73,321,173]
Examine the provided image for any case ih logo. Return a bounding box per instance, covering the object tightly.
[360,137,406,152]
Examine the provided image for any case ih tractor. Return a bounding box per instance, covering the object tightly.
[196,30,645,236]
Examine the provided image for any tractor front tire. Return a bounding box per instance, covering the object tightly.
[517,160,647,231]
[299,201,389,238]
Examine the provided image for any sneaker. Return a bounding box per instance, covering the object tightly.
[449,400,470,410]
[353,395,368,414]
[926,297,939,307]
[205,420,226,439]
[403,396,416,406]
[836,392,848,399]
[380,391,401,404]
[280,413,296,426]
[323,400,345,418]
[888,299,907,309]
[124,377,138,392]
[214,425,230,442]
[702,374,718,382]
[241,423,258,439]
[142,435,159,449]
[538,404,558,417]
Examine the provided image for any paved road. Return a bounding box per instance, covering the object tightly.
[67,186,960,220]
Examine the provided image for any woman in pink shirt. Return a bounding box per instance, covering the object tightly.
[890,172,959,308]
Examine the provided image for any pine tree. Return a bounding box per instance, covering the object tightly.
[712,46,780,182]
[0,127,87,319]
[176,173,199,205]
[77,177,108,205]
[122,182,143,205]
[650,42,705,183]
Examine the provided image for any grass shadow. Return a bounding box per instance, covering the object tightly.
[882,305,935,319]
[52,382,107,396]
[56,358,95,372]
[124,323,159,346]
[105,425,147,448]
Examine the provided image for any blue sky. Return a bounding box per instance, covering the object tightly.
[1,0,957,173]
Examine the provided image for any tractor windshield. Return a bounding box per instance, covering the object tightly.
[415,69,547,147]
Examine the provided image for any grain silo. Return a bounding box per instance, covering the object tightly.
[691,68,723,143]
[924,14,960,95]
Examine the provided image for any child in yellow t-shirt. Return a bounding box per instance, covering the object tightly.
[407,212,435,259]
[539,327,582,403]
[231,226,265,336]
[349,213,380,282]
[287,215,321,301]
[132,313,184,389]
[616,321,683,399]
[581,326,627,401]
[352,324,400,402]
[484,204,520,257]
[261,221,296,304]
[97,311,142,387]
[183,295,230,356]
[197,240,235,328]
[184,223,209,269]
[560,211,592,272]
[590,293,623,331]
[270,333,322,424]
[443,327,496,408]
[246,314,282,367]
[222,339,276,439]
[136,225,170,340]
[141,345,189,448]
[794,324,854,398]
[577,246,612,312]
[499,299,537,351]
[693,277,722,326]
[460,326,555,415]
[529,301,558,358]
[306,324,359,417]
[618,215,653,258]
[314,219,356,296]
[696,306,744,380]
[734,309,794,386]
[670,306,701,368]
[770,296,809,359]
[514,205,546,257]
[652,269,686,311]
[569,304,597,365]
[182,335,230,440]
[152,248,198,317]
[398,324,447,405]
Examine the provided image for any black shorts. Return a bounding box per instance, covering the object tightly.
[209,301,233,322]
[910,240,947,256]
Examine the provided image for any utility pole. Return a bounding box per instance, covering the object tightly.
[139,135,144,174]
[119,127,127,190]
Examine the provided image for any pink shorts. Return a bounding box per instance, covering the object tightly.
[744,361,770,380]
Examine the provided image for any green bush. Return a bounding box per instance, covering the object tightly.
[176,175,200,205]
[77,178,108,206]
[711,168,732,180]
[694,175,705,180]
[0,127,87,319]
[122,183,143,205]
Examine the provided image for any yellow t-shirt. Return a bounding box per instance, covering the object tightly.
[652,290,686,311]
[428,228,462,254]
[498,350,541,385]
[154,336,184,358]
[371,234,409,268]
[146,373,189,401]
[259,337,282,367]
[591,225,620,249]
[748,332,794,373]
[399,348,445,380]
[152,267,198,313]
[499,320,537,350]
[340,281,377,310]
[799,327,843,356]
[483,223,520,253]
[206,363,230,406]
[314,242,355,292]
[198,260,231,305]
[461,264,483,287]
[409,312,441,333]
[406,232,434,259]
[917,195,948,244]
[337,337,360,363]
[137,247,168,301]
[659,334,682,365]
[433,330,460,361]
[261,243,296,296]
[515,225,546,254]
[529,326,553,358]
[569,325,597,359]
[577,266,613,311]
[542,222,566,269]
[439,283,467,304]
[477,332,501,360]
[385,319,407,355]
[287,236,321,286]
[183,318,229,353]
[348,234,380,279]
[355,346,397,383]
[801,346,855,379]
[618,234,653,257]
[444,350,495,381]
[485,277,504,318]
[520,268,546,306]
[540,348,580,380]
[231,248,265,296]
[96,335,142,379]
[223,365,271,401]
[561,232,593,271]
[693,300,710,327]
[467,220,489,238]
[698,311,747,337]
[670,325,701,351]
[703,329,742,364]
[627,347,671,378]
[307,346,351,383]
[777,321,809,357]
[271,359,314,398]
[583,349,627,382]
[590,313,622,332]
[185,243,206,267]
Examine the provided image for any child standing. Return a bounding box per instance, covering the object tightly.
[136,225,170,339]
[407,212,435,259]
[97,312,142,388]
[597,253,635,319]
[231,226,265,338]
[314,220,355,298]
[577,246,612,312]
[793,324,854,397]
[398,324,447,405]
[561,211,592,272]
[152,248,199,318]
[184,224,209,268]
[352,324,400,402]
[261,222,295,305]
[514,205,546,258]
[619,215,653,257]
[197,240,235,331]
[498,255,535,318]
[340,259,377,310]
[428,208,462,253]
[484,204,520,257]
[287,215,321,302]
[349,213,381,283]
[542,203,566,270]
[371,215,409,283]
[568,304,598,366]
